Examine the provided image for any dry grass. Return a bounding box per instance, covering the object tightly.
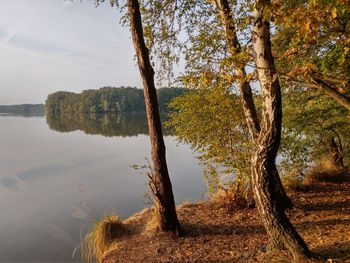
[304,160,349,184]
[213,188,251,212]
[283,160,349,193]
[213,182,255,212]
[143,208,159,234]
[100,182,350,263]
[282,174,309,192]
[81,214,132,263]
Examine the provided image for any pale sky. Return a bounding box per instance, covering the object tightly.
[0,0,142,104]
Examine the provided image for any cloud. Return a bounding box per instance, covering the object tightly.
[0,0,141,104]
[1,1,123,67]
[17,164,62,182]
[0,28,16,43]
[1,177,20,191]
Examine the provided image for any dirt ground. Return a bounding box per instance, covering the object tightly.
[101,182,350,263]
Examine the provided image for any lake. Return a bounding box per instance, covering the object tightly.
[0,114,205,262]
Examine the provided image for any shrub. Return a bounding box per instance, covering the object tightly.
[304,159,349,184]
[213,181,255,212]
[282,172,308,192]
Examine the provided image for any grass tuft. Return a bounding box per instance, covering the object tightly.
[81,214,131,263]
[144,208,160,234]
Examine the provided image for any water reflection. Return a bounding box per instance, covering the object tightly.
[46,112,172,137]
[0,112,45,118]
[0,114,204,262]
[1,177,19,191]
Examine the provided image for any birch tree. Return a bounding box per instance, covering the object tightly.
[250,0,310,258]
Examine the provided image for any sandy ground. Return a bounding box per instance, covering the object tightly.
[101,182,350,263]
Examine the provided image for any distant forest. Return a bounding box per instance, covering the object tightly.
[45,87,188,114]
[0,104,44,114]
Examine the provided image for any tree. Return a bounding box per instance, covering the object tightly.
[93,0,180,234]
[273,0,350,111]
[126,0,180,234]
[137,1,313,256]
[137,0,293,210]
[168,85,253,198]
[212,0,293,209]
[138,0,294,209]
[250,0,309,258]
[281,87,350,174]
[213,0,260,138]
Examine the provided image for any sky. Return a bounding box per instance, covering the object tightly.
[0,0,142,104]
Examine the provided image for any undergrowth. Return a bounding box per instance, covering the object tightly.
[283,159,349,192]
[81,214,131,263]
[304,160,349,184]
[213,181,255,211]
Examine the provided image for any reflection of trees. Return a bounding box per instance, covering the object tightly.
[46,112,172,137]
[0,113,45,118]
[0,104,44,115]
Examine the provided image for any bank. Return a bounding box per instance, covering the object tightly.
[84,182,350,263]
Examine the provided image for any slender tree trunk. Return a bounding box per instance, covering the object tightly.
[251,1,310,259]
[214,0,292,209]
[287,78,350,112]
[311,77,350,111]
[328,137,345,170]
[214,0,260,139]
[127,0,180,235]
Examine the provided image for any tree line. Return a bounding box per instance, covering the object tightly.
[45,87,187,115]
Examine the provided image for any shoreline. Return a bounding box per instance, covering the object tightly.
[90,182,350,263]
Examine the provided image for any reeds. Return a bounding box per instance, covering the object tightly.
[81,214,130,263]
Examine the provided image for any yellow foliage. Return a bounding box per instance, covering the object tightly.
[331,8,337,19]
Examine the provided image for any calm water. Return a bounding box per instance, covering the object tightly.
[0,114,205,262]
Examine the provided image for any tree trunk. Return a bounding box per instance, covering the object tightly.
[214,0,260,139]
[251,0,310,259]
[288,78,350,112]
[127,0,180,235]
[214,0,292,209]
[328,137,345,170]
[311,77,350,111]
